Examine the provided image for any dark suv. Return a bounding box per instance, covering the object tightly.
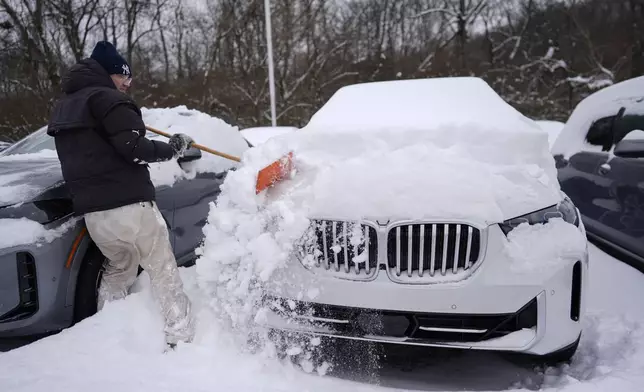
[553,77,644,272]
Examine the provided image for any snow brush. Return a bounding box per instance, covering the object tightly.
[145,125,294,194]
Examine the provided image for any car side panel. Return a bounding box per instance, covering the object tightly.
[171,171,226,263]
[557,151,606,223]
[154,185,175,249]
[0,220,81,337]
[593,155,644,263]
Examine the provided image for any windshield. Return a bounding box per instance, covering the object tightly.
[0,126,55,156]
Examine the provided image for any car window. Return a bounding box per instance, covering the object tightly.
[0,126,55,156]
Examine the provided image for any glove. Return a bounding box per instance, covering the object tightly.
[168,133,194,158]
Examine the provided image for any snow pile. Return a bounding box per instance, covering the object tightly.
[535,120,565,148]
[307,77,540,135]
[195,77,563,349]
[0,217,79,249]
[504,219,587,273]
[552,76,644,157]
[142,106,249,187]
[196,191,311,330]
[240,126,298,146]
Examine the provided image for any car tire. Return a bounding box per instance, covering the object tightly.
[73,245,106,323]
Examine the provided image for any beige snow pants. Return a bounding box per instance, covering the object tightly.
[84,201,194,345]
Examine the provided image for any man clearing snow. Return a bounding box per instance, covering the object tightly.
[46,41,195,349]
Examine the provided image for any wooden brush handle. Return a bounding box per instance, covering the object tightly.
[145,125,241,162]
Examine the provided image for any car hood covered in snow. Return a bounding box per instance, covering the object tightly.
[0,151,63,207]
[238,77,561,226]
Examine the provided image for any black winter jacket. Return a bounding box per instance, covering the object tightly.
[47,59,174,214]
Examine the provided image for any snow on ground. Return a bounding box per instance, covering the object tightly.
[534,120,564,149]
[1,244,643,392]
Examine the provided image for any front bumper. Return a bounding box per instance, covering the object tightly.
[0,219,88,338]
[258,224,588,356]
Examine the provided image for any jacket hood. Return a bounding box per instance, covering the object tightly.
[61,58,116,94]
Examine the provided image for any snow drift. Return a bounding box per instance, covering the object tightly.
[142,106,249,187]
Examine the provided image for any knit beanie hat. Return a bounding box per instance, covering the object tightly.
[90,41,131,77]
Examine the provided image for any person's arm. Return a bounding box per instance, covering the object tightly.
[88,89,193,164]
[97,100,174,164]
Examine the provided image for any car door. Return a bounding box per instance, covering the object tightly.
[556,113,627,233]
[594,129,644,259]
[169,170,228,264]
[556,150,607,225]
[154,184,175,246]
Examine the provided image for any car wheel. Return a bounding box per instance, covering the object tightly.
[73,245,106,323]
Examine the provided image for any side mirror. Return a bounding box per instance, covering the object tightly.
[614,137,644,158]
[177,146,202,164]
[586,101,644,151]
[613,112,644,145]
[586,113,620,151]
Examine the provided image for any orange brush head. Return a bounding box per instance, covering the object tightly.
[255,152,294,194]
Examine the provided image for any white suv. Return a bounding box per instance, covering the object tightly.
[204,77,589,365]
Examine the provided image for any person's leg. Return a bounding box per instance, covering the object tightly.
[135,202,194,345]
[85,206,141,311]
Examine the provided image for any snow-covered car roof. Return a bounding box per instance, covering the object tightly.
[240,126,298,147]
[305,77,542,135]
[551,76,644,157]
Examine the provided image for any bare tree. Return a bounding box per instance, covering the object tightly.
[45,0,101,62]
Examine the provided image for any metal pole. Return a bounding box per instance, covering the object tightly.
[264,0,277,127]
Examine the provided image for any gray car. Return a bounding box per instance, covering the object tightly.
[0,127,240,338]
[553,78,644,272]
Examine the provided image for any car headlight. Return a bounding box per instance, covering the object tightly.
[499,197,579,235]
[0,199,74,225]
